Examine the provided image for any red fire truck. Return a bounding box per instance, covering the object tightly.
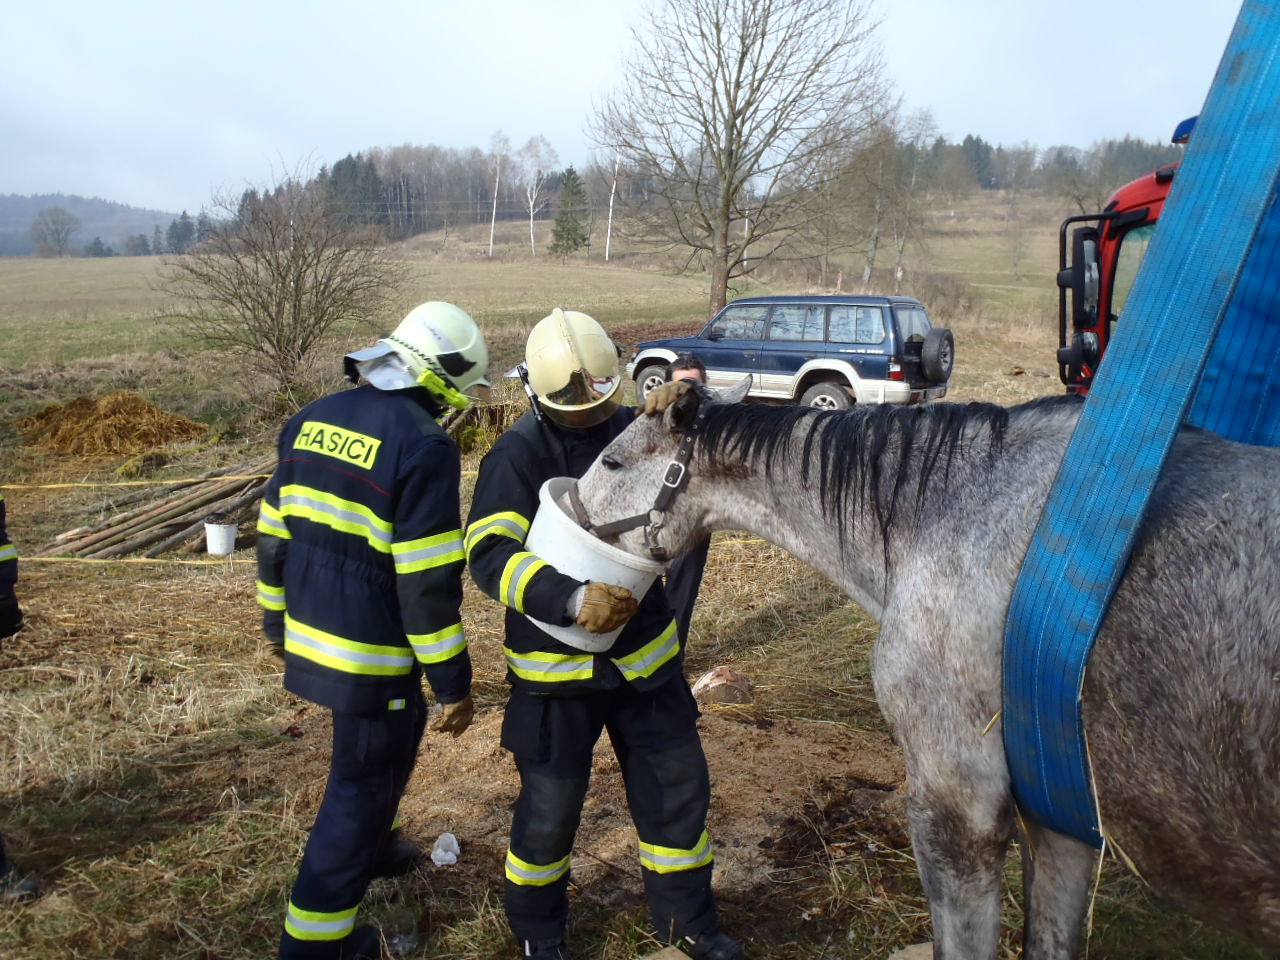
[1056,117,1196,393]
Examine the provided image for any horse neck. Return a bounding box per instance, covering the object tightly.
[693,425,902,620]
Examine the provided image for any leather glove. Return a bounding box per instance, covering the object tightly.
[643,379,694,416]
[575,581,639,634]
[0,597,23,641]
[430,695,474,738]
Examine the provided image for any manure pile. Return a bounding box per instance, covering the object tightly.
[19,391,207,455]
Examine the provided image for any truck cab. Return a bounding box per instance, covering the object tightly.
[1056,118,1194,393]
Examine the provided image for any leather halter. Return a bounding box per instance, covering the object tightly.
[567,387,712,563]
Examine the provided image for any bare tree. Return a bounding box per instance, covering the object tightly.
[516,136,559,256]
[160,179,404,400]
[594,0,888,315]
[488,131,511,257]
[29,206,81,257]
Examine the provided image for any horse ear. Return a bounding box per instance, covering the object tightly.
[718,374,752,404]
[662,384,703,433]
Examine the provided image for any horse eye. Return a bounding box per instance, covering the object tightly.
[601,456,622,471]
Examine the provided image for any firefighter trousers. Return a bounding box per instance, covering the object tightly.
[501,674,718,943]
[279,690,427,959]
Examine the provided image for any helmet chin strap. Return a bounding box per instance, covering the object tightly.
[416,367,470,410]
[567,392,710,563]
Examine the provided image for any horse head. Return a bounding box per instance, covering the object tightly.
[572,376,752,563]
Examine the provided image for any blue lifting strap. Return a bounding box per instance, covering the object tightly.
[1003,0,1280,847]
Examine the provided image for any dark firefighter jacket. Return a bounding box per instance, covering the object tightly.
[0,494,16,598]
[256,384,471,714]
[465,407,682,695]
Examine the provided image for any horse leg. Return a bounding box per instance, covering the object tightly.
[902,765,1014,960]
[1020,819,1097,960]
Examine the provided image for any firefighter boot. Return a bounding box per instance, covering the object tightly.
[371,835,424,879]
[338,924,382,959]
[522,937,571,959]
[682,929,745,960]
[0,864,37,903]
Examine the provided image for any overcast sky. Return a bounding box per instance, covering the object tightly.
[2,0,1241,214]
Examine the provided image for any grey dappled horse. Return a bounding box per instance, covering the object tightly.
[572,382,1280,959]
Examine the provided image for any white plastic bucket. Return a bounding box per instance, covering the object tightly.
[523,476,665,652]
[204,518,238,555]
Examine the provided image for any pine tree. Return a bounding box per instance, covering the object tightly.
[549,165,589,259]
[152,224,165,255]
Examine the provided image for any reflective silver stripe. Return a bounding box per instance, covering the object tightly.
[505,852,570,883]
[285,906,357,936]
[278,493,392,546]
[637,844,711,875]
[410,628,465,661]
[393,536,463,571]
[0,545,16,563]
[613,629,679,681]
[504,554,541,609]
[505,652,594,676]
[285,625,413,668]
[466,516,525,549]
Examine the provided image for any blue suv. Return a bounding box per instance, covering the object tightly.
[626,295,954,408]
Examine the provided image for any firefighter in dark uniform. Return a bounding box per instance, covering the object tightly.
[258,302,489,960]
[0,493,37,902]
[465,309,744,960]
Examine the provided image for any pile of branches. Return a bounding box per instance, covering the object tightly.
[35,401,518,560]
[36,458,273,560]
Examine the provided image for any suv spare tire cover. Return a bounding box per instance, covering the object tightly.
[921,328,955,382]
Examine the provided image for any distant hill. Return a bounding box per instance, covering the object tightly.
[0,194,177,256]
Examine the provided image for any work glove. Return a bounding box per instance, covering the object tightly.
[0,597,23,642]
[643,379,694,416]
[575,581,639,634]
[430,695,474,738]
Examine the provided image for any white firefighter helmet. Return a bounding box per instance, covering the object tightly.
[525,308,622,427]
[344,301,489,408]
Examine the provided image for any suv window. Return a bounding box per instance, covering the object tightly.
[767,304,825,342]
[829,305,886,344]
[711,305,768,339]
[894,305,931,343]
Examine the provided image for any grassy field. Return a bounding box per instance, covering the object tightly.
[0,193,1261,960]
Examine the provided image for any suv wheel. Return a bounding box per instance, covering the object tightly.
[921,328,955,382]
[634,364,670,403]
[800,381,851,410]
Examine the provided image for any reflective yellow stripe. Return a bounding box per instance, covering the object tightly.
[504,646,595,683]
[505,848,571,886]
[407,622,466,664]
[612,619,679,682]
[257,580,286,611]
[0,544,16,564]
[277,484,392,552]
[464,511,529,558]
[257,500,291,539]
[499,552,546,613]
[638,830,714,874]
[393,529,464,574]
[284,901,359,942]
[284,615,414,676]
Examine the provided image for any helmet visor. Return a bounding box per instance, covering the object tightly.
[543,368,622,409]
[344,344,418,390]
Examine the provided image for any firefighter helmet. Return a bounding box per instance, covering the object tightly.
[525,308,621,427]
[344,302,490,409]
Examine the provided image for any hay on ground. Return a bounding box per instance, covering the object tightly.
[17,391,207,455]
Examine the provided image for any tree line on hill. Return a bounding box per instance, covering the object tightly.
[146,0,1191,400]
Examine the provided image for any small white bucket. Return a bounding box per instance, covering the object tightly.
[523,476,665,652]
[204,517,238,555]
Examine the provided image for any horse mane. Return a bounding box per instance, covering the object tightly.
[696,395,1076,561]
